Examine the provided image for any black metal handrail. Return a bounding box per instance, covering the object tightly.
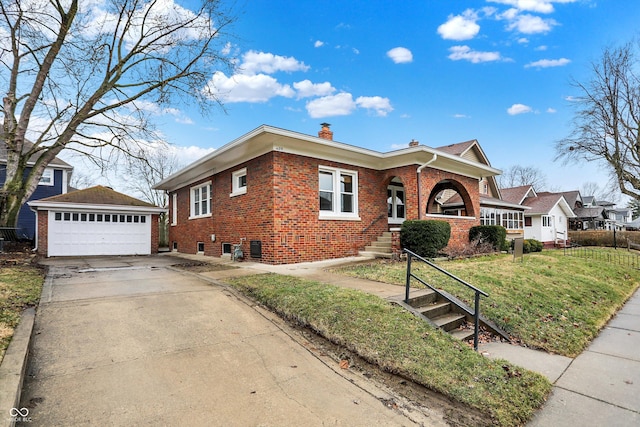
[403,248,488,351]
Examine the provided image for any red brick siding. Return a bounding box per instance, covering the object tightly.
[151,214,160,253]
[168,152,482,264]
[36,210,48,257]
[420,168,480,251]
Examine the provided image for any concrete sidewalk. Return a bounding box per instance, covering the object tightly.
[179,253,640,426]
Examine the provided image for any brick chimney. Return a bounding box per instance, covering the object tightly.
[318,123,333,140]
[409,139,419,147]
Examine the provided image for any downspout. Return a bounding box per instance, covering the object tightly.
[416,153,437,220]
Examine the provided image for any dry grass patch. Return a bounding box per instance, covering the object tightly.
[0,256,44,361]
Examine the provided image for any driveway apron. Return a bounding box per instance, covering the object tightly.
[19,256,424,426]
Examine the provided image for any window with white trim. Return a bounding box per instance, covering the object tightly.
[318,167,359,219]
[230,168,247,197]
[542,215,552,227]
[190,182,212,218]
[171,193,177,225]
[39,168,54,186]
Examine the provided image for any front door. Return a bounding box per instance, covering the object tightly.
[387,185,405,225]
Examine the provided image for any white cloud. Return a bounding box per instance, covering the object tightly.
[293,80,336,98]
[505,13,557,34]
[488,0,577,14]
[448,45,501,63]
[525,57,570,68]
[437,9,481,41]
[535,45,548,51]
[314,40,324,48]
[507,103,533,115]
[306,93,357,118]
[387,47,413,64]
[355,96,393,116]
[240,51,310,75]
[517,37,530,44]
[547,107,557,113]
[206,71,295,103]
[453,114,470,118]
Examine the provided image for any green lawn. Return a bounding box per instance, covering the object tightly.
[333,249,640,357]
[227,273,552,427]
[0,262,44,361]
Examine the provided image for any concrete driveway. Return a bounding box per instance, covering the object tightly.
[20,256,436,426]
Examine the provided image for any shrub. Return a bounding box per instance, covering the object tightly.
[444,238,496,259]
[469,225,507,251]
[522,239,543,253]
[400,220,451,258]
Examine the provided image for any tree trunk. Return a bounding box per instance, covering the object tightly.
[0,177,27,229]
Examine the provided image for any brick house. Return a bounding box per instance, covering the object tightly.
[154,124,501,264]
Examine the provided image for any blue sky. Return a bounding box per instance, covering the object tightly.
[86,1,640,200]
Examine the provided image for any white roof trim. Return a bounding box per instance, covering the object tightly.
[154,125,502,192]
[27,200,167,214]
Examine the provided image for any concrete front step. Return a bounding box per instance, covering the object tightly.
[418,301,452,318]
[450,328,475,341]
[432,313,466,332]
[405,288,437,306]
[364,245,392,253]
[358,251,392,259]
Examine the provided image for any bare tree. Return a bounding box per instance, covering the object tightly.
[580,181,620,204]
[123,145,181,246]
[0,0,236,228]
[555,40,640,201]
[497,165,547,190]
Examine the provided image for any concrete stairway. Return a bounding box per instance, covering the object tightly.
[359,231,393,258]
[402,289,475,341]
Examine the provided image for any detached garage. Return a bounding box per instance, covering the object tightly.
[28,186,167,257]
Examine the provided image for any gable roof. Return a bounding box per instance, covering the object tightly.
[521,193,576,217]
[435,139,492,166]
[28,185,166,213]
[154,125,502,192]
[557,190,582,209]
[500,185,536,205]
[573,206,607,219]
[0,138,73,169]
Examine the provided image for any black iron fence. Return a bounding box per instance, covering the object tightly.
[563,245,640,269]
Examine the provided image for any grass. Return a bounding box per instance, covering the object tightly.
[0,261,44,362]
[227,273,552,427]
[333,249,640,357]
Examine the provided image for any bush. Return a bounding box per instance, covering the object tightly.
[523,239,543,253]
[469,225,507,251]
[400,220,451,258]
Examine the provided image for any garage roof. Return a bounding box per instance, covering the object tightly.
[28,185,166,213]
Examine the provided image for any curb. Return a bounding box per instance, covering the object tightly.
[0,307,35,427]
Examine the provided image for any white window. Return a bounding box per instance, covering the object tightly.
[190,182,212,219]
[542,215,552,227]
[171,193,177,226]
[319,166,359,220]
[39,168,54,186]
[230,168,247,197]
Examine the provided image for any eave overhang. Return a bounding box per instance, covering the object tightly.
[154,125,502,192]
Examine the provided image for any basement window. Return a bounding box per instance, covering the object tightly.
[222,243,232,254]
[197,242,205,253]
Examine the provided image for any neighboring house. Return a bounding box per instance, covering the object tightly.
[501,186,576,247]
[0,140,73,240]
[154,124,501,264]
[28,185,166,257]
[437,140,528,241]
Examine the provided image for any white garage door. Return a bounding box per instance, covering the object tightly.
[48,211,151,256]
